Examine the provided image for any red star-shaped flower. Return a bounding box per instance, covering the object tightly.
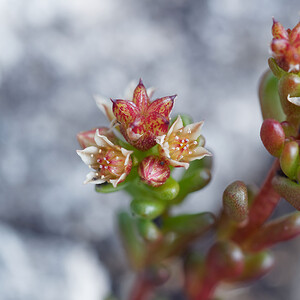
[112,79,176,151]
[271,19,300,72]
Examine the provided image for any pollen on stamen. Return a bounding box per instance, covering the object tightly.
[99,165,103,168]
[183,146,187,150]
[185,139,189,142]
[181,139,185,143]
[189,151,192,154]
[176,147,180,150]
[193,141,197,145]
[180,143,183,146]
[104,166,108,169]
[175,136,179,140]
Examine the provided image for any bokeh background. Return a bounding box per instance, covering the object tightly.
[0,0,300,299]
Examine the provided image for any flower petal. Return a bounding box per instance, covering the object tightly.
[182,121,204,140]
[112,99,139,125]
[188,146,212,161]
[84,171,106,184]
[132,79,150,112]
[168,158,190,169]
[94,131,115,148]
[147,95,176,118]
[77,129,97,148]
[290,22,300,44]
[287,94,300,106]
[271,39,289,56]
[110,173,127,188]
[146,112,169,136]
[94,95,115,121]
[272,19,288,40]
[77,146,99,165]
[166,115,183,139]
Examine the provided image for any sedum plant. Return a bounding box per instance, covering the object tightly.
[77,19,300,300]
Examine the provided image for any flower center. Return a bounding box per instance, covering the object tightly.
[169,133,198,160]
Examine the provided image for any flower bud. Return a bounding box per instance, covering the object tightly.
[260,119,285,157]
[280,141,299,179]
[138,156,170,187]
[223,181,248,223]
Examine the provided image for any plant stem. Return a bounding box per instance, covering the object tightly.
[193,278,216,300]
[232,159,280,243]
[129,274,153,300]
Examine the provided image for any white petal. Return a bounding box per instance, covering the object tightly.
[121,148,133,166]
[189,147,212,161]
[168,159,190,169]
[77,146,99,165]
[287,94,300,106]
[84,172,106,184]
[109,173,127,188]
[95,131,115,148]
[183,121,204,140]
[166,115,183,139]
[155,135,165,147]
[94,95,115,121]
[147,87,156,99]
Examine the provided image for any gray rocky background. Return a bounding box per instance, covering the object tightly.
[0,0,300,299]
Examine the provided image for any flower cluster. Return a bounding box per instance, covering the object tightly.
[77,80,211,187]
[271,19,300,72]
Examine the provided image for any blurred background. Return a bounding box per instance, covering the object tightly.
[0,0,300,299]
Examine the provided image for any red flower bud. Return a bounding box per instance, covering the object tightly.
[138,156,170,187]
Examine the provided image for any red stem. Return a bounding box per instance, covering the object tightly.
[232,159,280,243]
[129,274,152,300]
[193,278,216,300]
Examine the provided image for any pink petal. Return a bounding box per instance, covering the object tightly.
[272,19,288,40]
[290,22,300,44]
[132,79,150,112]
[146,112,169,136]
[147,95,176,118]
[112,99,139,125]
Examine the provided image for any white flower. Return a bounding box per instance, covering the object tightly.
[156,115,212,169]
[77,130,133,187]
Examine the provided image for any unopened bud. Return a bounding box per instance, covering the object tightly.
[138,156,170,187]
